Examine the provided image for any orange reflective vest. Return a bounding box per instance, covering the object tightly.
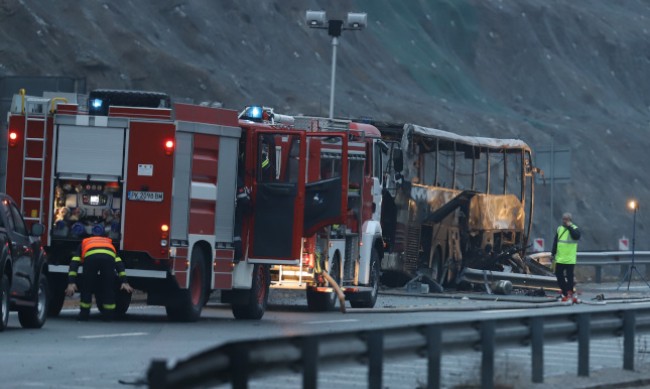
[81,236,116,261]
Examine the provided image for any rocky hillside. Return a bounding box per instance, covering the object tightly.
[1,0,649,250]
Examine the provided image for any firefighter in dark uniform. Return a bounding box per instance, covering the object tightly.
[65,235,134,321]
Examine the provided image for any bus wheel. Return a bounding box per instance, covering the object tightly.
[232,264,270,320]
[306,254,340,311]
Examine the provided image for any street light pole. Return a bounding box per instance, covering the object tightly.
[617,199,650,291]
[306,11,367,119]
[329,35,338,119]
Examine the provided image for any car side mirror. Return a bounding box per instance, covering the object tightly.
[31,223,45,236]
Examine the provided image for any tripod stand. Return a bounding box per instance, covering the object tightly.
[617,203,650,291]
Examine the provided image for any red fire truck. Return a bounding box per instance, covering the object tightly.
[3,89,352,321]
[264,114,387,311]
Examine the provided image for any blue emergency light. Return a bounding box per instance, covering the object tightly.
[91,98,103,109]
[240,105,264,122]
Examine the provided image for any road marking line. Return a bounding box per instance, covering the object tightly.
[79,332,148,339]
[303,319,359,325]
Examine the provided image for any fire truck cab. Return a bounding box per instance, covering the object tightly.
[3,90,334,321]
[268,115,387,311]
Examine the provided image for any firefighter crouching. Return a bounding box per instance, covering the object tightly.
[65,235,134,321]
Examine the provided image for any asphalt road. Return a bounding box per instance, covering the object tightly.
[1,284,650,388]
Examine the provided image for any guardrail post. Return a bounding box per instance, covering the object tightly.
[577,313,590,377]
[147,359,168,389]
[646,264,650,280]
[623,310,636,371]
[367,330,383,389]
[620,265,627,281]
[302,336,319,388]
[531,317,544,383]
[595,266,602,283]
[424,324,442,389]
[230,345,250,389]
[481,320,495,389]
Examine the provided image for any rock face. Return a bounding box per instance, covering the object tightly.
[1,0,648,249]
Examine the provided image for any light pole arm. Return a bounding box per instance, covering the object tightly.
[329,36,338,119]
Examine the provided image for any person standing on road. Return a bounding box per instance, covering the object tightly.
[65,235,134,321]
[552,212,581,303]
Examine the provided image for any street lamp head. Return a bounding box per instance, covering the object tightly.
[306,10,327,28]
[346,12,367,30]
[628,199,638,211]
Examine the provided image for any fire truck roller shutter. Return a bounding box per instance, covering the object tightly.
[215,136,238,243]
[170,132,192,241]
[55,124,125,178]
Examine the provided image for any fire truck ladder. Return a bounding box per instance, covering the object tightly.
[20,97,50,223]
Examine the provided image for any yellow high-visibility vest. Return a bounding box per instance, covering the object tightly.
[555,225,579,264]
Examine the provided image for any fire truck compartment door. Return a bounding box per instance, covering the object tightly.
[250,131,306,263]
[56,125,125,178]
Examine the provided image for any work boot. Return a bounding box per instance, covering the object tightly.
[101,310,114,322]
[77,308,90,322]
[567,291,576,304]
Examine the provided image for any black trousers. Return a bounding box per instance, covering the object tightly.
[80,253,116,311]
[555,263,575,296]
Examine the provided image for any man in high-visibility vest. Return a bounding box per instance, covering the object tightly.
[551,212,581,303]
[65,235,133,321]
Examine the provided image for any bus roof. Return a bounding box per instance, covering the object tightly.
[406,123,531,151]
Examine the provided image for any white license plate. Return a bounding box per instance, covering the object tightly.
[127,191,164,202]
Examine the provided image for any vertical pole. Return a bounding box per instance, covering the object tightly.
[481,321,495,389]
[623,310,636,371]
[531,317,544,383]
[367,330,383,389]
[550,141,554,221]
[329,36,339,119]
[425,325,442,389]
[577,313,590,377]
[628,207,637,290]
[231,346,250,389]
[302,337,319,389]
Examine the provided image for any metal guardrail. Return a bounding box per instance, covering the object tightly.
[147,303,650,389]
[577,251,650,283]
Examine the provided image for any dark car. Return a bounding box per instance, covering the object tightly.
[0,194,49,330]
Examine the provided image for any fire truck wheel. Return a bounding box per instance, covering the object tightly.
[306,254,340,312]
[166,249,208,322]
[350,248,380,308]
[47,277,66,317]
[231,264,270,320]
[18,273,48,328]
[115,289,132,317]
[0,274,9,331]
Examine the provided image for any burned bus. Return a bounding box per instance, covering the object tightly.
[377,123,555,290]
